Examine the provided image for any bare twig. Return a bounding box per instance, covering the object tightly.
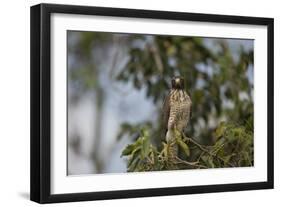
[174,157,208,169]
[182,133,235,167]
[197,151,206,162]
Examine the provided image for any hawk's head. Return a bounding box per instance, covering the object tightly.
[171,76,184,90]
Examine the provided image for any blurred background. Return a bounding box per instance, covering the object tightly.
[67,31,253,175]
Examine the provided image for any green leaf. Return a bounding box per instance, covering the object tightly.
[177,139,190,157]
[121,144,135,157]
[127,148,141,168]
[215,122,226,138]
[128,158,140,172]
[141,136,150,158]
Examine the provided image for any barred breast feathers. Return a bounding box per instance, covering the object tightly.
[167,89,192,132]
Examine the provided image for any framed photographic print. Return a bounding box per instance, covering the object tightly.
[30,3,274,203]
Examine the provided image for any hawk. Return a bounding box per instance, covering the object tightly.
[163,76,192,158]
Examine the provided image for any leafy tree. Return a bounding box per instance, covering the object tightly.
[121,119,253,171]
[117,35,254,171]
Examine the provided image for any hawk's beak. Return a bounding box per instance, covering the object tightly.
[175,78,181,85]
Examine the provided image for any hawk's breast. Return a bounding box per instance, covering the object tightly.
[168,89,192,131]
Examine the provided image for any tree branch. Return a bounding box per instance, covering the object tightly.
[181,133,235,167]
[174,157,208,169]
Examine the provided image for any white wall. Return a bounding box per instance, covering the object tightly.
[0,0,279,206]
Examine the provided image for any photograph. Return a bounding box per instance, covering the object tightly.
[67,31,254,175]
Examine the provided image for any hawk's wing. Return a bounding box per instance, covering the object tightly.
[162,92,170,135]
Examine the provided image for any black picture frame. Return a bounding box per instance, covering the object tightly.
[30,3,274,204]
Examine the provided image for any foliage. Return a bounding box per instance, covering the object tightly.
[121,119,253,172]
[116,35,254,171]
